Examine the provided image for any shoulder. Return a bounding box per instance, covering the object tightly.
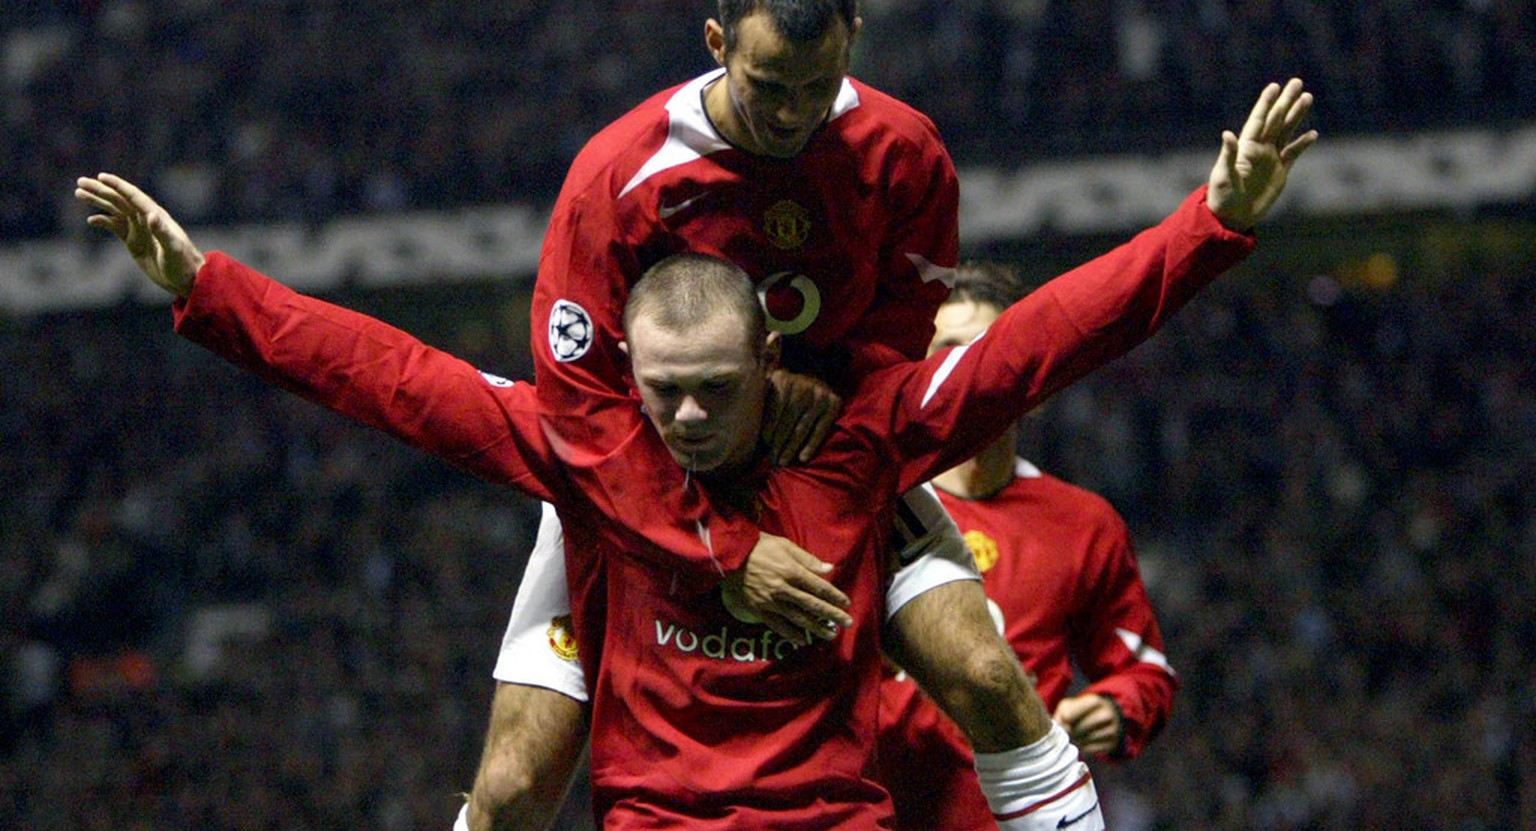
[559,81,694,197]
[560,72,737,208]
[1015,463,1130,537]
[829,78,952,162]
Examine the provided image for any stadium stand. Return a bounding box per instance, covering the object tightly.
[3,2,1534,828]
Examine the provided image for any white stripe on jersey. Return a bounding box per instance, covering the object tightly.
[619,71,729,199]
[1116,627,1176,676]
[920,341,970,408]
[905,252,957,288]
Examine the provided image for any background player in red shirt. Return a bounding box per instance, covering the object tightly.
[877,262,1181,831]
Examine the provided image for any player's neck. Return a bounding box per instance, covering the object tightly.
[703,76,748,152]
[931,436,1016,500]
[699,462,764,520]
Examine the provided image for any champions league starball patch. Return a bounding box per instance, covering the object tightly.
[548,299,594,362]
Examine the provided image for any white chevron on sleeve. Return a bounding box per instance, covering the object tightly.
[1116,627,1176,676]
[905,252,957,288]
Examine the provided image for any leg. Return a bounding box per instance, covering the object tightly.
[455,503,594,830]
[884,579,1049,751]
[883,485,1103,831]
[464,682,590,831]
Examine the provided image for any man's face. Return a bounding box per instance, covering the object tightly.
[928,297,1002,357]
[626,314,774,474]
[706,11,857,158]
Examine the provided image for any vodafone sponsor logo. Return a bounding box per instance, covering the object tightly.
[653,618,808,663]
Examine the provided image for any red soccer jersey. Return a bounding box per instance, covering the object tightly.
[531,69,961,578]
[877,461,1179,831]
[171,186,1244,830]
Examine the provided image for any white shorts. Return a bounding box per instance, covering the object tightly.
[492,485,980,701]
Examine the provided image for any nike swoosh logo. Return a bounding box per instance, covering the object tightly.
[658,192,709,219]
[1057,799,1099,829]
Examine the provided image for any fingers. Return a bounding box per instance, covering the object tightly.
[1260,79,1303,140]
[1053,694,1120,753]
[97,172,165,220]
[1216,130,1239,179]
[762,370,842,466]
[1280,129,1320,166]
[1238,81,1281,143]
[1253,79,1315,157]
[784,547,852,613]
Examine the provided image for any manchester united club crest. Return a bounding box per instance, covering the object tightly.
[762,200,810,250]
[963,530,1000,573]
[547,614,579,661]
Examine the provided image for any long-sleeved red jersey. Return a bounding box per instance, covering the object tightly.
[529,68,961,579]
[879,459,1179,831]
[171,187,1248,830]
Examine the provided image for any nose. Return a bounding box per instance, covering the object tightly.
[675,395,707,424]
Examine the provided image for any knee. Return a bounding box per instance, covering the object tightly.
[469,745,540,825]
[944,639,1031,710]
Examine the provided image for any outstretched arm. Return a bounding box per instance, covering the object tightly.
[76,173,204,297]
[881,79,1318,495]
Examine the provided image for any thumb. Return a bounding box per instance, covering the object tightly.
[1216,130,1239,181]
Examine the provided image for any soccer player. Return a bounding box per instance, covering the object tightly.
[876,262,1180,831]
[76,76,1309,823]
[502,2,1102,827]
[458,74,1316,829]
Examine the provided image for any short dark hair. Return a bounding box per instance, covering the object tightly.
[717,0,858,50]
[625,253,767,353]
[948,260,1030,313]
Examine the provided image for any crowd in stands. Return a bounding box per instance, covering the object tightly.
[3,0,1535,241]
[5,227,1533,829]
[5,1,1536,829]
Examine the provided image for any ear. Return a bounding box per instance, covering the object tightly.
[705,19,727,66]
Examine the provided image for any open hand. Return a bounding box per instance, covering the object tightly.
[75,173,205,297]
[1206,78,1318,231]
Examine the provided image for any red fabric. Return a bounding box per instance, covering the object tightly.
[172,183,1243,829]
[528,70,961,578]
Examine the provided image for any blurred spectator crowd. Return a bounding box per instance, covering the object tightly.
[2,0,1535,241]
[4,235,1534,829]
[2,292,544,830]
[5,1,1536,830]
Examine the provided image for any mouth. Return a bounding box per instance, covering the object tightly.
[758,121,811,150]
[672,433,713,450]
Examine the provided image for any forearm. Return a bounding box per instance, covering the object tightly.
[887,186,1256,495]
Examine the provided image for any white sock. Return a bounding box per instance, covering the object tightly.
[973,722,1104,831]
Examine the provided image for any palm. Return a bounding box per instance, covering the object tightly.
[1207,78,1317,231]
[76,173,203,296]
